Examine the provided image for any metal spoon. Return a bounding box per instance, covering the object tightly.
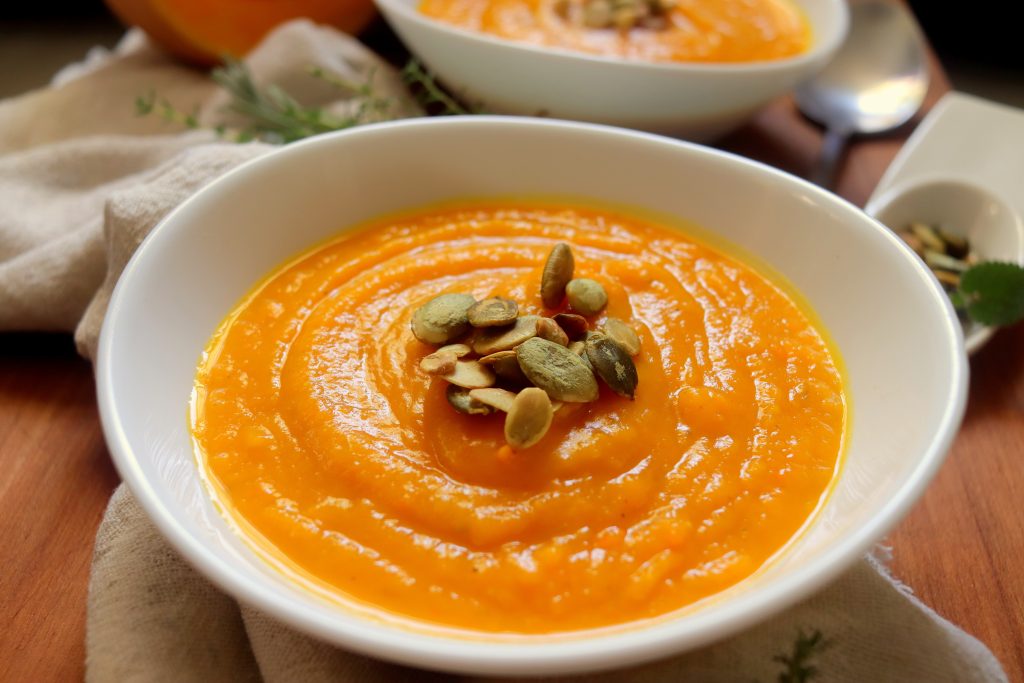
[794,1,929,188]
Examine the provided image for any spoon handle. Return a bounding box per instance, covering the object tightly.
[811,128,849,189]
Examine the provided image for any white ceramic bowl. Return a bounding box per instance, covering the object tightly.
[866,177,1024,355]
[373,0,848,139]
[98,118,966,676]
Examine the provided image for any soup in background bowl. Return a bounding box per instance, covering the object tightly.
[419,0,811,64]
[98,117,965,676]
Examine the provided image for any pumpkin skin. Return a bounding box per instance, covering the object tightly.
[105,0,378,65]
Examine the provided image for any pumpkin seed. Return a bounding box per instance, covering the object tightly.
[516,337,599,403]
[479,350,530,385]
[541,243,575,308]
[468,297,519,328]
[568,340,593,371]
[411,293,476,345]
[602,317,641,356]
[419,343,472,374]
[553,313,588,340]
[446,385,494,415]
[420,352,456,375]
[585,333,638,399]
[504,388,553,449]
[566,278,608,316]
[469,387,518,413]
[439,359,496,389]
[582,0,613,27]
[536,317,569,346]
[473,315,540,355]
[909,222,946,253]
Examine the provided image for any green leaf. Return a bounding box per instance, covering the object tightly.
[957,261,1024,327]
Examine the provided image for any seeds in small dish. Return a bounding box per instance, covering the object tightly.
[566,278,608,316]
[504,388,553,449]
[439,360,496,389]
[541,243,575,308]
[585,332,638,399]
[411,293,476,344]
[896,221,976,296]
[473,315,540,355]
[516,337,599,403]
[602,317,641,356]
[468,297,519,327]
[447,385,495,415]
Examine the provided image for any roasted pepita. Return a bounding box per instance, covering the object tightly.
[439,360,496,389]
[553,312,588,340]
[469,387,518,413]
[536,317,570,346]
[420,352,456,375]
[541,243,575,308]
[516,337,599,403]
[602,317,641,356]
[473,315,540,355]
[446,385,494,415]
[585,333,638,399]
[566,278,608,316]
[468,297,519,327]
[504,388,553,449]
[479,350,530,385]
[411,293,476,344]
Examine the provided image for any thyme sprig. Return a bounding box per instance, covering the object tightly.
[773,629,832,683]
[136,57,474,143]
[401,59,476,116]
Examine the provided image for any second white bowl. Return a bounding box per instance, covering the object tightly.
[374,0,848,139]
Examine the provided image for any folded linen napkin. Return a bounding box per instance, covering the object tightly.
[0,20,1008,683]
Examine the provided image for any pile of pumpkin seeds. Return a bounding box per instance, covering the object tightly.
[896,222,976,291]
[412,242,641,450]
[554,0,676,31]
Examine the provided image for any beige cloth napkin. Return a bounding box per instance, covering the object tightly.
[0,21,1008,683]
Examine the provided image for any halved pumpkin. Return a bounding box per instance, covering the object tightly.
[105,0,377,66]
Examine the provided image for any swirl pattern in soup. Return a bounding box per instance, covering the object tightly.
[193,203,845,633]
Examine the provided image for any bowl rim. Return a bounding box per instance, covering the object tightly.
[96,116,967,676]
[373,0,850,76]
[865,174,1024,355]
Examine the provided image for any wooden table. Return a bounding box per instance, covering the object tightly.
[2,42,1022,683]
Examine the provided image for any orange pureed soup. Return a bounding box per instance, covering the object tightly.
[193,203,846,633]
[418,0,811,63]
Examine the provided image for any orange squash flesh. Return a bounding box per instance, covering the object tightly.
[418,0,810,63]
[192,204,845,633]
[105,0,377,66]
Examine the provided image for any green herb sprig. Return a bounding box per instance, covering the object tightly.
[136,57,475,143]
[773,629,832,683]
[950,261,1024,327]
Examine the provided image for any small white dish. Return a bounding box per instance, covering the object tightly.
[97,117,966,676]
[373,0,848,139]
[866,177,1024,354]
[869,91,1024,354]
[875,93,1024,220]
